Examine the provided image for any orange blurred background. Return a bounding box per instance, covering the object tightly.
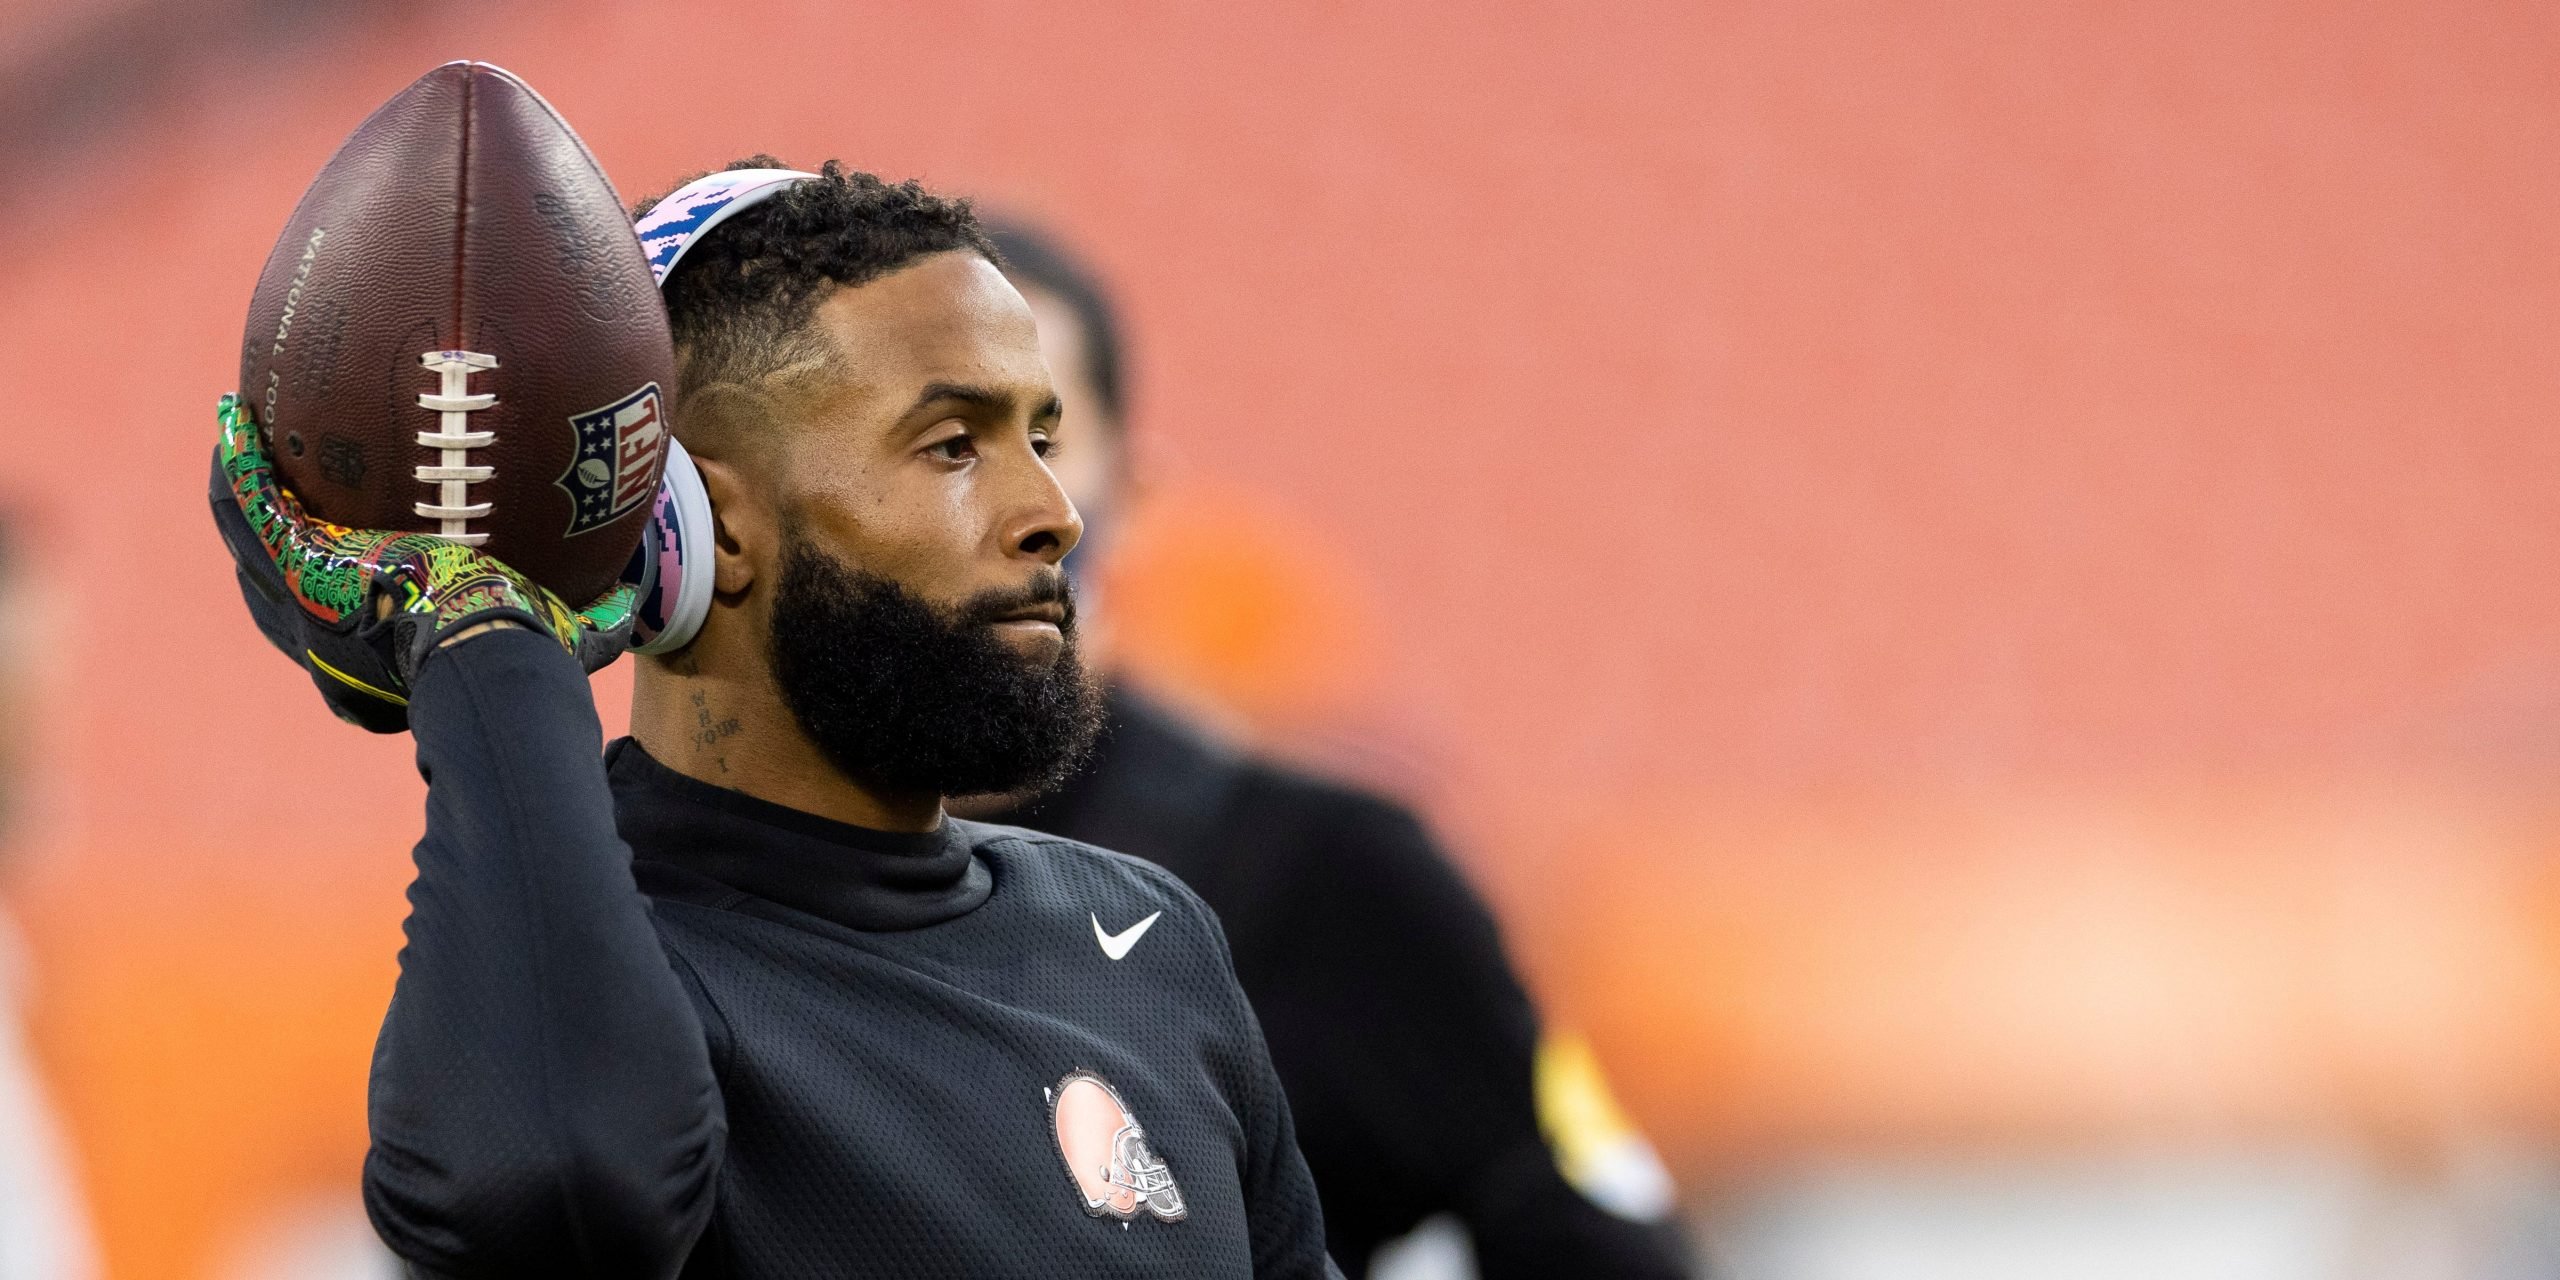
[4,0,2559,1274]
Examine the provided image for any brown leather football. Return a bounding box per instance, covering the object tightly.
[240,61,672,605]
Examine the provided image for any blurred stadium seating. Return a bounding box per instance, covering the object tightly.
[2,0,2557,1275]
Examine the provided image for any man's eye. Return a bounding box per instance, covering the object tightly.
[929,435,977,461]
[1031,435,1056,459]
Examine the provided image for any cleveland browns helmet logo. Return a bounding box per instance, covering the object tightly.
[1050,1070,1186,1223]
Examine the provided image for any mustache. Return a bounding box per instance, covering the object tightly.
[954,569,1075,629]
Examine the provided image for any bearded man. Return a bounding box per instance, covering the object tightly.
[211,160,1338,1279]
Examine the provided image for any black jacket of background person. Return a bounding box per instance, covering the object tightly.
[361,628,1341,1279]
[987,686,1695,1277]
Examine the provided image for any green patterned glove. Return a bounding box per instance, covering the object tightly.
[210,393,636,731]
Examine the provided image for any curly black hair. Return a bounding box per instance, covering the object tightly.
[632,157,999,451]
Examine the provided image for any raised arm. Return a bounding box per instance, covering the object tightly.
[364,628,724,1277]
[208,397,724,1276]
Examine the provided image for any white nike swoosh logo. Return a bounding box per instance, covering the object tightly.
[1093,911,1162,961]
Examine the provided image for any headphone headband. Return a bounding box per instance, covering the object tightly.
[633,167,821,286]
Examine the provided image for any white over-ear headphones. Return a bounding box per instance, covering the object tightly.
[627,167,819,655]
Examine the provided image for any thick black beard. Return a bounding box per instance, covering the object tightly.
[767,534,1102,801]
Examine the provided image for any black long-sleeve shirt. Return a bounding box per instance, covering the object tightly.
[989,688,1694,1278]
[364,628,1339,1278]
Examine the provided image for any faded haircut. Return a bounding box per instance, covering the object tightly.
[632,157,999,452]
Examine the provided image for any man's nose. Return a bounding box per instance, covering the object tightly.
[1006,456,1082,566]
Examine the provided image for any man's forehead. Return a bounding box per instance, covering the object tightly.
[811,252,1050,400]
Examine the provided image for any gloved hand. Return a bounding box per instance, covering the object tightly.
[209,393,637,732]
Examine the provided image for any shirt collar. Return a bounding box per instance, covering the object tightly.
[608,738,993,931]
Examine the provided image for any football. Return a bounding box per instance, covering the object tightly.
[240,60,672,605]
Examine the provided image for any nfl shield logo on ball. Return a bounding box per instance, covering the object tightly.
[558,383,668,536]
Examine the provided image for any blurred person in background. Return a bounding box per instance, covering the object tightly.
[0,519,98,1280]
[974,223,1695,1279]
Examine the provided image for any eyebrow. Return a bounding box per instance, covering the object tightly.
[909,382,1012,414]
[904,382,1062,423]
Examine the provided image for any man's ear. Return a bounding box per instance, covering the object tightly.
[690,453,769,600]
